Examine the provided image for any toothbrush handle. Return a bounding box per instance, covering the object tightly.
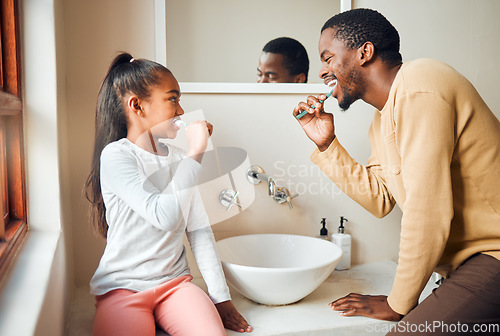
[296,88,333,120]
[296,110,308,119]
[296,99,326,120]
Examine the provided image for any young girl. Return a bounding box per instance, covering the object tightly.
[85,53,252,336]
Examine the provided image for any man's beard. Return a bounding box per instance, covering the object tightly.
[338,69,363,111]
[338,90,357,111]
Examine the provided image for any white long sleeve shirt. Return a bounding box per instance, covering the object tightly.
[90,138,231,304]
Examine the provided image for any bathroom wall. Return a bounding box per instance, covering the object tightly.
[60,0,500,289]
[353,0,500,115]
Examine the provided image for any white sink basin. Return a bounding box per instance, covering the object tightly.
[216,234,343,305]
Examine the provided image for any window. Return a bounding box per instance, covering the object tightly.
[0,0,27,276]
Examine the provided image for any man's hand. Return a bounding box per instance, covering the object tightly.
[329,293,403,321]
[293,94,336,152]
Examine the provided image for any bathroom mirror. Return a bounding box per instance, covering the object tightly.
[155,0,342,90]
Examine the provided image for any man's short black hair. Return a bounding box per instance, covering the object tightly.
[321,8,402,66]
[263,37,310,82]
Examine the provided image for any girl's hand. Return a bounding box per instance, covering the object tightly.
[293,94,336,152]
[215,300,252,333]
[186,121,213,163]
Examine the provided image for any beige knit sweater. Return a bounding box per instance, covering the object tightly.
[311,59,500,315]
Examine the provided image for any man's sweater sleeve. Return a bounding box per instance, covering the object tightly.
[310,125,396,218]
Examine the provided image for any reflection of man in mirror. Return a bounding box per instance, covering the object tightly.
[257,37,309,83]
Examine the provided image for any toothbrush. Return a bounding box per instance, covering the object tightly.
[173,119,188,128]
[296,87,334,120]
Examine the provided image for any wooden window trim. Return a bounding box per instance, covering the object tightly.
[1,0,22,97]
[0,93,26,276]
[0,0,27,277]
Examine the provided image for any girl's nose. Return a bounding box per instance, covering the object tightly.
[177,105,185,116]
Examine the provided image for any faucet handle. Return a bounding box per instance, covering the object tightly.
[274,187,298,209]
[219,189,242,211]
[285,191,298,209]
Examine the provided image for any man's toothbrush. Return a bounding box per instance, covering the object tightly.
[296,87,334,120]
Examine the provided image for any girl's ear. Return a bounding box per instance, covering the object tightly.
[127,96,144,117]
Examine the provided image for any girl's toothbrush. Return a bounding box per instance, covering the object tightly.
[173,119,188,128]
[296,87,334,120]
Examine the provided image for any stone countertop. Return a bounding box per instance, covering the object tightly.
[67,261,438,336]
[222,261,438,336]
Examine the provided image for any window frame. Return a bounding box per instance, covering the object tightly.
[0,0,27,277]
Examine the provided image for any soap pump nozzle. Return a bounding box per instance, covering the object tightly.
[338,216,348,233]
[320,218,328,237]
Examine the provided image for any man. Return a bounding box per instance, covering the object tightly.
[294,8,500,334]
[257,37,309,83]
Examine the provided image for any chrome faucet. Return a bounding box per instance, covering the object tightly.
[274,187,295,209]
[256,172,276,197]
[246,165,298,208]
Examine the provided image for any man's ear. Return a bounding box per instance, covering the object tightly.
[294,73,307,83]
[358,42,375,66]
[127,96,143,116]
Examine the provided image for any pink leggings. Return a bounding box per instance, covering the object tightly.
[93,275,226,336]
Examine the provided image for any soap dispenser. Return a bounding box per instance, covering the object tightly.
[318,218,329,240]
[331,216,351,270]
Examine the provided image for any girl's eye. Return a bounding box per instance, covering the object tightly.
[169,96,179,103]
